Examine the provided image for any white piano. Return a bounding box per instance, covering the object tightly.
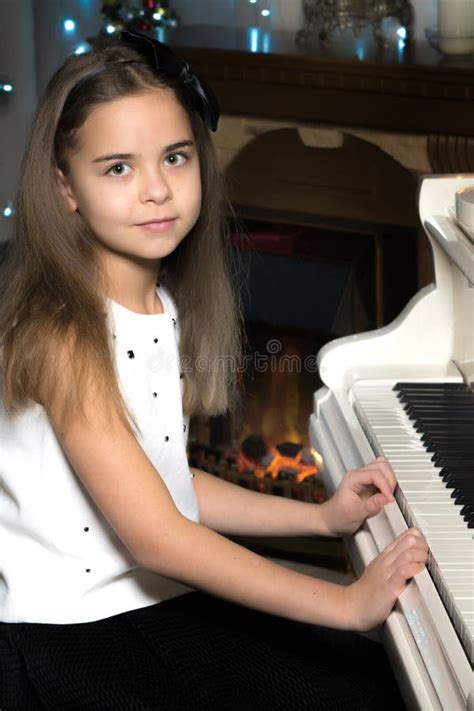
[310,175,473,710]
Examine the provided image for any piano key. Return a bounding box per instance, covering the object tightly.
[426,443,474,453]
[407,407,474,415]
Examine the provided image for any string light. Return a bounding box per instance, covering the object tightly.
[0,83,13,93]
[248,27,259,52]
[105,24,116,34]
[2,202,14,219]
[262,31,271,52]
[261,9,271,17]
[74,43,91,55]
[63,18,76,32]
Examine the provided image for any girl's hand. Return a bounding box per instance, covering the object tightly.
[344,528,429,632]
[321,457,397,537]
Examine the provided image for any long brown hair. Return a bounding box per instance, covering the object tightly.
[0,42,245,436]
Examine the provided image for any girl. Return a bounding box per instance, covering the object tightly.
[0,31,428,710]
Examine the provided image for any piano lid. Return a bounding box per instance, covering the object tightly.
[419,175,474,286]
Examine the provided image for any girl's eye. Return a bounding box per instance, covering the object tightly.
[106,163,131,177]
[165,152,187,167]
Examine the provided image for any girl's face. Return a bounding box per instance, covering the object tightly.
[58,89,202,266]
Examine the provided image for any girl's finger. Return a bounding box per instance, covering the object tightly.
[368,457,397,493]
[392,546,429,568]
[364,492,388,516]
[382,528,426,555]
[391,561,427,586]
[353,467,395,504]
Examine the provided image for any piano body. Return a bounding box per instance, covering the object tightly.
[310,175,473,710]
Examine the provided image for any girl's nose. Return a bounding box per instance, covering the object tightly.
[139,168,172,204]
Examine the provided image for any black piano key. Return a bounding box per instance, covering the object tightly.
[413,415,474,424]
[394,382,468,391]
[405,404,474,413]
[442,474,473,487]
[399,395,473,407]
[444,474,474,487]
[443,472,474,481]
[442,481,473,493]
[426,444,474,455]
[435,456,473,468]
[442,476,472,489]
[435,458,473,469]
[400,386,474,395]
[440,466,473,477]
[421,433,473,444]
[407,411,472,425]
[398,390,473,399]
[418,424,474,434]
[460,505,474,523]
[450,482,474,492]
[452,493,474,507]
[438,467,472,481]
[454,493,474,507]
[453,494,473,507]
[449,482,474,494]
[396,387,473,406]
[424,442,474,451]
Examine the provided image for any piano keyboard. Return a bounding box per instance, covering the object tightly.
[351,380,473,665]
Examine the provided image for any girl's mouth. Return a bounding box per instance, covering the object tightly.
[136,219,176,232]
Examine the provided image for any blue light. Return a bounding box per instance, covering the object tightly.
[63,18,76,32]
[248,27,259,53]
[355,40,365,61]
[249,0,257,4]
[1,83,13,93]
[397,27,407,39]
[105,24,116,35]
[3,203,14,218]
[261,9,271,16]
[262,31,271,53]
[74,43,90,55]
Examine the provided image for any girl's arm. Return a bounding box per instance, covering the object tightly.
[191,458,398,540]
[44,341,428,633]
[191,468,334,537]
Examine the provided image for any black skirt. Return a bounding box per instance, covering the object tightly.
[0,591,406,711]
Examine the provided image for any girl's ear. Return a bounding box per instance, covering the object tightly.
[55,168,78,214]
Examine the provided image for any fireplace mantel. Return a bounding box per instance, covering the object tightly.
[165,24,474,146]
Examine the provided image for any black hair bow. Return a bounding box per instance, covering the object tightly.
[119,30,219,132]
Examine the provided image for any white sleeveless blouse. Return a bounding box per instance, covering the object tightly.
[0,284,199,624]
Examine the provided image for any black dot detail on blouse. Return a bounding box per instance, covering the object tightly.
[85,569,91,573]
[153,338,158,343]
[164,435,169,442]
[127,350,135,359]
[153,392,157,398]
[183,424,186,432]
[180,372,184,379]
[172,318,176,327]
[83,527,89,532]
